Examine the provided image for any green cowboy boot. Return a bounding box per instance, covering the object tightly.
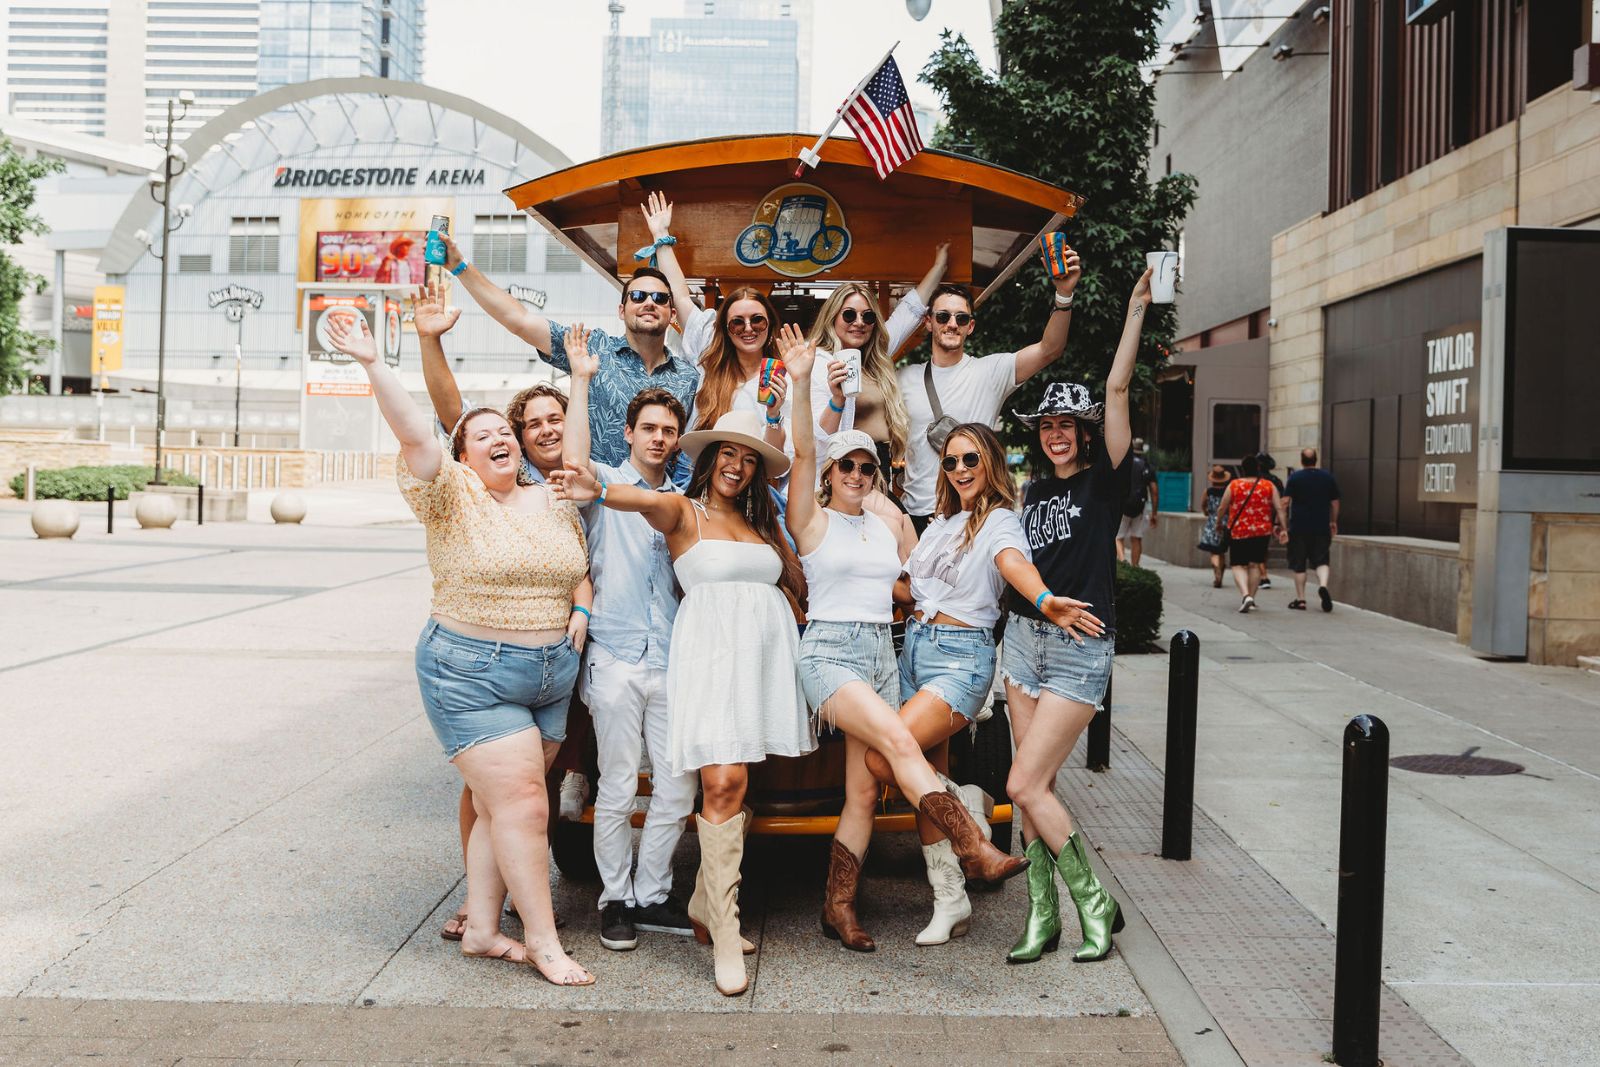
[1056,831,1125,962]
[1006,837,1062,964]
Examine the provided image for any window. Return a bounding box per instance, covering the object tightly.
[473,215,528,273]
[178,253,212,273]
[1212,403,1262,461]
[545,237,581,273]
[228,217,279,273]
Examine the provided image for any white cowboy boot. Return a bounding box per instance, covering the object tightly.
[914,839,972,946]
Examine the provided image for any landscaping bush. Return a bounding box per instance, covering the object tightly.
[10,464,198,501]
[1114,562,1163,653]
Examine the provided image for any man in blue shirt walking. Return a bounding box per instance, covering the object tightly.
[1282,448,1342,612]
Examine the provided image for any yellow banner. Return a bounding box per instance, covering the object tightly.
[91,285,125,374]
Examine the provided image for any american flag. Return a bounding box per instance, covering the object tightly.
[842,56,923,180]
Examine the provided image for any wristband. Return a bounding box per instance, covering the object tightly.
[598,479,608,504]
[765,413,783,427]
[450,260,469,277]
[632,234,677,267]
[1053,291,1074,309]
[827,397,846,413]
[1034,589,1051,611]
[570,605,591,621]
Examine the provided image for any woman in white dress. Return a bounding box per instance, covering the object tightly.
[550,409,812,998]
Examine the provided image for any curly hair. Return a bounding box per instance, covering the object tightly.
[505,382,567,455]
[806,283,909,469]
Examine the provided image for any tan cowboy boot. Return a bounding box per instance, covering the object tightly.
[820,839,875,951]
[689,811,748,996]
[918,789,1029,884]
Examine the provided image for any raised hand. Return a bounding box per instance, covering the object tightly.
[1130,266,1154,311]
[1044,241,1082,297]
[933,240,950,270]
[566,322,600,380]
[439,232,465,271]
[642,191,673,239]
[413,281,462,339]
[325,313,379,366]
[547,461,601,505]
[1041,594,1105,643]
[783,336,817,381]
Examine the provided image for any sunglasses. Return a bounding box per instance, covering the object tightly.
[933,310,973,326]
[942,452,983,472]
[835,457,878,477]
[627,289,671,306]
[839,307,878,327]
[726,314,768,331]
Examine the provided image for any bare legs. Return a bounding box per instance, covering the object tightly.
[1003,684,1096,853]
[1231,562,1260,601]
[862,689,968,843]
[451,732,591,986]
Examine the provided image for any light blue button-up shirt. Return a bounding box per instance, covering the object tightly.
[583,458,680,669]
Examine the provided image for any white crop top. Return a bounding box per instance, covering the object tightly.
[905,508,1031,628]
[800,508,902,623]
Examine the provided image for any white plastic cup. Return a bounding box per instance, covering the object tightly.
[836,348,862,397]
[1146,251,1179,304]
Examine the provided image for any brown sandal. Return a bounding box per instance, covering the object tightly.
[439,911,468,942]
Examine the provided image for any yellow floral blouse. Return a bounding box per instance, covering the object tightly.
[397,452,588,631]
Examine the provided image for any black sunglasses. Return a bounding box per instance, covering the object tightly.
[933,310,973,326]
[839,307,878,327]
[942,452,982,472]
[726,314,768,331]
[835,457,878,477]
[627,289,671,306]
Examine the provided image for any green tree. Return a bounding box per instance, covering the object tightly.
[0,137,65,394]
[921,0,1197,448]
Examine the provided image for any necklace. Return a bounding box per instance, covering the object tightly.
[834,508,870,542]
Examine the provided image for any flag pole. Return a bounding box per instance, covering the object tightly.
[795,40,900,177]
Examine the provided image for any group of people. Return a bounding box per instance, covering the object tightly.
[1199,450,1342,613]
[325,194,1156,994]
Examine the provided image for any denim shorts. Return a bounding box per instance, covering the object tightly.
[799,620,898,719]
[1001,613,1114,708]
[898,616,996,723]
[414,619,580,759]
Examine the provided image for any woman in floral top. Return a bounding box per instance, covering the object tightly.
[327,310,594,987]
[1216,452,1287,613]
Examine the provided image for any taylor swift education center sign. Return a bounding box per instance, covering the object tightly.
[1419,322,1479,503]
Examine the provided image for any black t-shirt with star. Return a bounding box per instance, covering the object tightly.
[1006,447,1134,632]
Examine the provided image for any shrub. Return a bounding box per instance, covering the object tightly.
[1114,562,1163,653]
[10,464,198,501]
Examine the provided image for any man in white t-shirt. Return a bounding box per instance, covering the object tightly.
[896,246,1083,530]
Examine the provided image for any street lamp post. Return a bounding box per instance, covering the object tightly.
[144,91,193,485]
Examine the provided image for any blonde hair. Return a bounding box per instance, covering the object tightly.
[934,423,1015,550]
[807,283,909,469]
[816,450,885,508]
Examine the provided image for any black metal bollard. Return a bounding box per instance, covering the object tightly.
[1160,629,1200,860]
[106,485,115,534]
[197,482,205,526]
[1086,668,1111,771]
[1333,714,1390,1066]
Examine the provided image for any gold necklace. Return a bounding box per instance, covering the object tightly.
[835,508,869,542]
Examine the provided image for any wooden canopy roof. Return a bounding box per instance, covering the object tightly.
[504,134,1084,306]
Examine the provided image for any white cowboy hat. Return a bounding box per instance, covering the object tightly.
[679,409,791,477]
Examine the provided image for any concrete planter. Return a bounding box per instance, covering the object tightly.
[270,492,307,524]
[135,492,178,529]
[130,485,248,522]
[31,499,80,539]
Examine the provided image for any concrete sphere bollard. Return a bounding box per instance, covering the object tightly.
[135,492,178,529]
[270,492,307,524]
[31,499,80,539]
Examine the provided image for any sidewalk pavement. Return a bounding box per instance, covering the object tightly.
[1106,554,1600,1066]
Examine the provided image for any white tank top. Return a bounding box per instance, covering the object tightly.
[800,508,902,623]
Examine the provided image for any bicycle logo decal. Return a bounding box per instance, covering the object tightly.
[733,183,852,278]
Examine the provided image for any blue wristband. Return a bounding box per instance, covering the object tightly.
[570,605,591,620]
[450,260,469,277]
[827,397,846,413]
[598,479,608,504]
[632,234,677,267]
[1034,589,1051,611]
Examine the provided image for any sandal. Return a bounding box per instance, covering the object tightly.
[1288,600,1307,610]
[464,939,595,987]
[440,910,468,942]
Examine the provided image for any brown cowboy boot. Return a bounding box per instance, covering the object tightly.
[918,790,1029,884]
[820,840,876,952]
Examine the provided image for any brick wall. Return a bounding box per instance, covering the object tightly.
[1528,514,1600,667]
[0,437,115,497]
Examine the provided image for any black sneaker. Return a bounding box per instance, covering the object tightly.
[633,896,695,937]
[599,901,637,951]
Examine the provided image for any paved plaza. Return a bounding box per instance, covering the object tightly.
[2,485,1596,1065]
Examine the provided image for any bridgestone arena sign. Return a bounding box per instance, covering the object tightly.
[273,166,487,190]
[1418,322,1478,503]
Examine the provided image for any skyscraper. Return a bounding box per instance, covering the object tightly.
[0,0,425,143]
[601,0,810,155]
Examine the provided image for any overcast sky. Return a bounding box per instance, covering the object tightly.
[424,1,999,163]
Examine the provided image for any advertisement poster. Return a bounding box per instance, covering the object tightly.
[91,285,124,375]
[304,292,376,397]
[1418,321,1479,503]
[317,230,426,285]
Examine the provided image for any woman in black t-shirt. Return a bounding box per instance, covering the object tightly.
[1000,268,1151,966]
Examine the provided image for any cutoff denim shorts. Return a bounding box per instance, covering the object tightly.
[414,619,580,759]
[799,620,899,720]
[899,616,995,723]
[1001,613,1114,708]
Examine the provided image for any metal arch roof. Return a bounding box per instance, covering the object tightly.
[98,76,574,275]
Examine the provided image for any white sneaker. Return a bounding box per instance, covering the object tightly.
[1239,596,1256,614]
[558,771,588,822]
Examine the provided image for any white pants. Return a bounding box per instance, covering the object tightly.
[583,644,698,909]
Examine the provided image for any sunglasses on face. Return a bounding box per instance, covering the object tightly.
[726,314,768,332]
[933,310,973,326]
[627,289,671,306]
[839,307,878,327]
[835,457,877,477]
[942,452,983,472]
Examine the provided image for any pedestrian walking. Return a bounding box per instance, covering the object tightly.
[1197,465,1232,588]
[1114,437,1159,566]
[1216,453,1287,613]
[1255,453,1285,588]
[1283,447,1342,611]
